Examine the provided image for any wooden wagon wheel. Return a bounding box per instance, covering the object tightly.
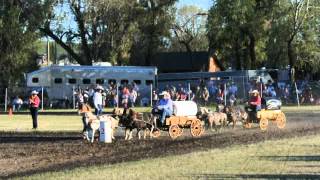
[152,129,161,138]
[169,125,181,139]
[276,112,286,129]
[190,120,203,137]
[259,118,268,131]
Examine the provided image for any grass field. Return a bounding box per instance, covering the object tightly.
[17,135,320,180]
[0,115,82,132]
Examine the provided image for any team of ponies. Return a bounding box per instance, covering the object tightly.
[78,103,248,142]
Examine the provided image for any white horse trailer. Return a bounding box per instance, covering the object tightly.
[26,65,157,101]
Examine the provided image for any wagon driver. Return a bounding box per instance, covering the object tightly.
[247,90,261,112]
[29,90,40,130]
[152,91,173,126]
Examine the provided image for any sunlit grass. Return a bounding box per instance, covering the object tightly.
[0,115,82,132]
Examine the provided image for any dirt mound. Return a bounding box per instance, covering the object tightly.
[1,112,319,178]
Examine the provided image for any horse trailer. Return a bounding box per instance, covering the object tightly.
[26,65,157,101]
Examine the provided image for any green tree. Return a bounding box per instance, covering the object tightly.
[169,5,208,53]
[0,1,42,88]
[267,0,320,80]
[129,0,177,66]
[207,0,276,69]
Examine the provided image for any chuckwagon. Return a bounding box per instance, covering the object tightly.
[244,98,286,131]
[152,101,204,139]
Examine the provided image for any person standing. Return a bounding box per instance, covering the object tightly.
[13,96,23,112]
[29,90,40,129]
[93,86,103,115]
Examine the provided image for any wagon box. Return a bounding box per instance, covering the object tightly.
[152,101,204,139]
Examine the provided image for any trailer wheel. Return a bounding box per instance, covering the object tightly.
[190,120,203,137]
[259,118,268,131]
[276,112,286,129]
[152,129,161,138]
[169,125,181,139]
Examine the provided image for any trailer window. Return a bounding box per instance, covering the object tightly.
[146,80,153,85]
[133,80,141,85]
[96,79,104,84]
[83,79,91,84]
[120,79,129,85]
[108,79,116,85]
[54,78,63,84]
[32,77,39,83]
[68,78,76,84]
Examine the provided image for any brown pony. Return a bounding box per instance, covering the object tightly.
[113,108,154,140]
[224,106,248,129]
[198,107,227,132]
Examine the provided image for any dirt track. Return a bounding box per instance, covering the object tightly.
[0,112,319,178]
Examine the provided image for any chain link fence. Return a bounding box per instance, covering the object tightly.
[1,80,319,112]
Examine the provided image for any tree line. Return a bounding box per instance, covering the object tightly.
[0,0,319,87]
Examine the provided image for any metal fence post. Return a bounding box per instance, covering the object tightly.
[116,83,119,108]
[188,83,191,100]
[224,83,227,106]
[294,82,300,107]
[72,86,75,109]
[41,87,44,111]
[150,83,153,107]
[5,88,7,112]
[242,76,246,100]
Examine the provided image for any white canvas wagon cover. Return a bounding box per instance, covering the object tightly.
[173,101,198,116]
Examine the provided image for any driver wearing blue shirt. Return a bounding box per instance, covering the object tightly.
[153,91,173,125]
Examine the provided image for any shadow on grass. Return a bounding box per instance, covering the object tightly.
[259,155,320,161]
[190,173,320,179]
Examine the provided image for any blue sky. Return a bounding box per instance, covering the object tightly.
[176,0,213,10]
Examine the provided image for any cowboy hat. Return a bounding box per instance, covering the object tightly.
[31,90,38,95]
[159,91,168,96]
[251,90,259,94]
[96,86,104,90]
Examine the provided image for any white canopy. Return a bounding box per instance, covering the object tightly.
[173,101,198,116]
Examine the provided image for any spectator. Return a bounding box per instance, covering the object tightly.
[12,96,23,112]
[229,93,236,106]
[93,86,103,115]
[121,86,130,109]
[29,90,40,130]
[188,89,195,101]
[202,87,210,106]
[152,90,159,106]
[195,86,201,103]
[228,82,238,97]
[216,88,224,104]
[129,88,138,107]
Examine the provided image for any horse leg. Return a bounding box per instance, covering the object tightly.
[137,129,141,140]
[129,129,133,140]
[111,129,115,140]
[153,116,157,129]
[143,129,147,139]
[91,129,95,143]
[125,128,129,140]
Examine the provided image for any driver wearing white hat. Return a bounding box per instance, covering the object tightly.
[152,91,173,126]
[248,90,261,111]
